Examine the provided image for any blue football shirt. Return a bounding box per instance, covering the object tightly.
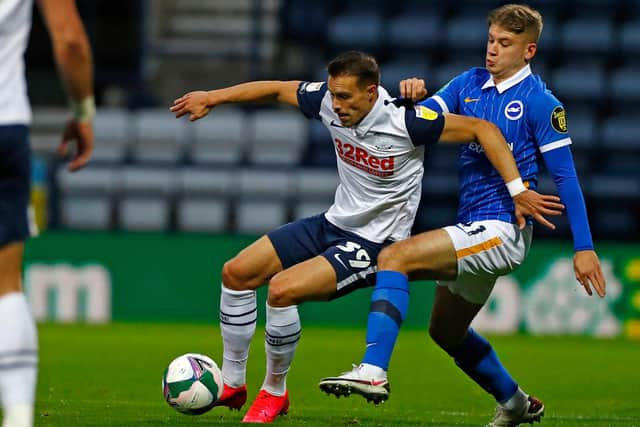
[422,64,571,224]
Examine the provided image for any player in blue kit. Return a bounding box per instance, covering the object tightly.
[0,1,94,426]
[320,5,606,426]
[171,51,563,423]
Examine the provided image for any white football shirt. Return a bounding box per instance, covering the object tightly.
[298,82,445,243]
[0,0,33,125]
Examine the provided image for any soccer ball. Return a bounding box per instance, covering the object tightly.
[162,353,223,415]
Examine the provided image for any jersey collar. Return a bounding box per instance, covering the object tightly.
[481,64,532,93]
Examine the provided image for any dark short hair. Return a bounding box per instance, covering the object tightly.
[488,4,543,43]
[327,51,380,87]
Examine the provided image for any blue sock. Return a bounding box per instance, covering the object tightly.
[446,328,518,403]
[361,270,409,370]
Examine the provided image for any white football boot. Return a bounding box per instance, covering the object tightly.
[318,363,389,404]
[487,395,545,426]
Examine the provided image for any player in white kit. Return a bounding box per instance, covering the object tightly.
[170,51,562,423]
[0,1,94,426]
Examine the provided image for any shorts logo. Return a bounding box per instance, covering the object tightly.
[335,138,395,177]
[415,106,438,120]
[336,241,371,269]
[504,100,524,120]
[551,106,568,133]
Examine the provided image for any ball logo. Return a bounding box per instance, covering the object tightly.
[504,100,524,120]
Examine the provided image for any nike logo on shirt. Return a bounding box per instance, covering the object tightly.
[464,97,480,103]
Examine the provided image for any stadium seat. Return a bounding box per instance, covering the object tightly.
[444,14,488,52]
[292,200,332,220]
[421,171,459,197]
[120,167,175,197]
[609,66,640,102]
[237,169,295,199]
[57,166,118,196]
[560,17,614,53]
[57,166,117,230]
[119,197,171,231]
[177,168,234,197]
[132,109,186,164]
[387,14,441,51]
[176,198,229,232]
[380,59,430,98]
[92,108,129,163]
[326,12,384,50]
[601,115,640,151]
[588,174,640,199]
[189,107,247,165]
[550,64,605,103]
[247,110,308,165]
[234,200,288,234]
[565,107,598,149]
[592,208,638,236]
[282,0,328,41]
[295,169,338,199]
[619,20,640,55]
[433,61,475,93]
[425,144,459,172]
[59,196,112,230]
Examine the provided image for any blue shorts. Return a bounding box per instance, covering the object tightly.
[267,213,392,299]
[0,125,31,245]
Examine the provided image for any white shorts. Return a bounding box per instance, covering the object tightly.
[437,220,532,305]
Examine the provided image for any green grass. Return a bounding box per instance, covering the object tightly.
[32,323,640,426]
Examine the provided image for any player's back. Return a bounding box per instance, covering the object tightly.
[0,0,33,125]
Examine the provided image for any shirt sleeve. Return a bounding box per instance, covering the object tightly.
[419,72,466,114]
[296,81,327,120]
[527,92,572,152]
[530,94,594,251]
[404,105,445,147]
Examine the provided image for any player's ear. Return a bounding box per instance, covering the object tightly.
[367,84,377,100]
[525,42,537,61]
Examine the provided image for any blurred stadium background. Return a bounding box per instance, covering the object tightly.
[20,0,640,425]
[23,0,640,332]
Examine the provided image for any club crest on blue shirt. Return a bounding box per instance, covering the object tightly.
[504,100,524,120]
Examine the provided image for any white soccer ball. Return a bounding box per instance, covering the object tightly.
[162,353,223,415]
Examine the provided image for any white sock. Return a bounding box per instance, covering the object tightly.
[359,363,387,379]
[0,293,37,427]
[219,285,257,388]
[262,304,301,396]
[501,386,528,411]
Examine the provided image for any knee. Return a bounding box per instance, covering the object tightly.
[377,245,404,272]
[267,275,296,307]
[222,258,253,291]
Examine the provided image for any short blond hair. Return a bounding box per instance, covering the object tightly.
[488,4,543,43]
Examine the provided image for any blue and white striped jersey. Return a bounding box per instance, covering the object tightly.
[422,64,571,224]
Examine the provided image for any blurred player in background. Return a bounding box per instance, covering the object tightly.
[0,1,94,426]
[171,50,563,423]
[320,5,605,427]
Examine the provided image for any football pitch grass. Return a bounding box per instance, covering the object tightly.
[32,323,639,426]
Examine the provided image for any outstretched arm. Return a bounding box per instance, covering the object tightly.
[170,80,301,121]
[439,114,565,230]
[38,0,94,171]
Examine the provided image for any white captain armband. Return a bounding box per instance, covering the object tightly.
[506,178,527,197]
[70,95,96,122]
